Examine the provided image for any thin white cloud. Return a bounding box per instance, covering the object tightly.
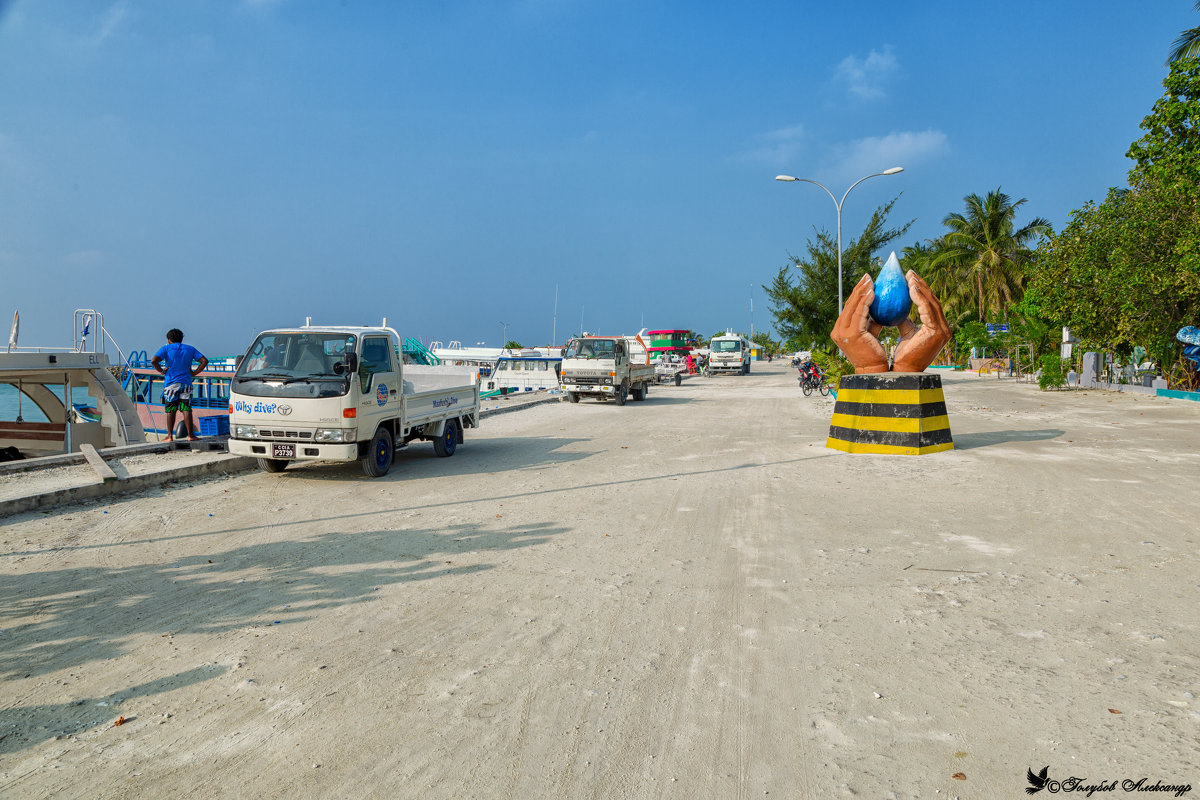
[834,46,898,100]
[91,1,130,45]
[825,129,949,183]
[738,123,807,165]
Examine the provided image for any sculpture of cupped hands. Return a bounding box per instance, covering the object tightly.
[830,271,951,374]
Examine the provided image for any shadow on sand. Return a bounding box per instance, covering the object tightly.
[953,428,1064,450]
[0,666,227,755]
[0,518,566,752]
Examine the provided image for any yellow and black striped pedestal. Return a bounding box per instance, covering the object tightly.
[827,373,954,455]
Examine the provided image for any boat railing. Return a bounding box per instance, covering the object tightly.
[124,353,237,372]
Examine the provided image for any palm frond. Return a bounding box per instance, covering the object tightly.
[1168,26,1200,64]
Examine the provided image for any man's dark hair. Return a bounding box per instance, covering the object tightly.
[167,328,184,343]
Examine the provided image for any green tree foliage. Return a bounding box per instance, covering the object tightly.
[932,190,1051,323]
[953,321,989,366]
[764,198,912,351]
[781,334,809,353]
[1168,2,1200,64]
[811,349,853,384]
[1038,354,1067,391]
[1030,59,1200,372]
[1129,58,1200,185]
[504,340,524,350]
[750,331,780,355]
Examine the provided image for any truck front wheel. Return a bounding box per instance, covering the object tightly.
[615,384,628,406]
[568,391,580,403]
[256,458,288,473]
[433,419,459,457]
[362,426,394,477]
[675,373,682,386]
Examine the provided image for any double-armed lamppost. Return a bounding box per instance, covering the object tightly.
[775,167,904,313]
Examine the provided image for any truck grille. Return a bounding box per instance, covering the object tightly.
[570,377,602,386]
[257,429,314,440]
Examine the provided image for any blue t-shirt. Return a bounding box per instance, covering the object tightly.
[154,343,205,386]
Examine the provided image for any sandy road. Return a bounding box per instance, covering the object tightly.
[2,362,1199,798]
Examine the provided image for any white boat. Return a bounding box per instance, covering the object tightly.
[429,341,502,377]
[1,309,146,459]
[480,349,562,397]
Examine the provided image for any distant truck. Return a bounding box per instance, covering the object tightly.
[558,334,656,405]
[227,326,479,477]
[707,332,751,375]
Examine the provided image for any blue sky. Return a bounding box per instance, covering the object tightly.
[0,1,1191,355]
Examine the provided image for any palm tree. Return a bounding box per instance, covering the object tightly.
[934,190,1051,322]
[1168,2,1200,63]
[901,238,970,324]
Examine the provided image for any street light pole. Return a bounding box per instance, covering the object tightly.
[499,321,509,349]
[749,283,754,341]
[775,167,904,313]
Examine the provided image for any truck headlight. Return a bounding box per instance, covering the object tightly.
[315,428,354,443]
[234,425,258,439]
[601,376,612,385]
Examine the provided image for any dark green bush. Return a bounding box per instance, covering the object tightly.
[1038,353,1066,390]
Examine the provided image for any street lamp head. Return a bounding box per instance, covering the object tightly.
[882,167,904,175]
[775,175,798,182]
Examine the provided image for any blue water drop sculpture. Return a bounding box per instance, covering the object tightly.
[868,251,912,326]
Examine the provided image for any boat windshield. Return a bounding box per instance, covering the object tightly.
[234,332,356,398]
[711,340,741,352]
[565,339,616,359]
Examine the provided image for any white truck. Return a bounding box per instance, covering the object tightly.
[558,334,656,405]
[707,331,751,375]
[227,326,480,477]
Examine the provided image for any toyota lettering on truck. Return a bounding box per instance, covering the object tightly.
[227,324,481,477]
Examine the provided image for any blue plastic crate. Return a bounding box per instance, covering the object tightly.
[198,415,230,437]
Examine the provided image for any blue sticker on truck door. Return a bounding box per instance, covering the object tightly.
[377,383,389,406]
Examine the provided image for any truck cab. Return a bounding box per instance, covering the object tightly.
[228,326,479,476]
[558,334,655,405]
[707,332,751,375]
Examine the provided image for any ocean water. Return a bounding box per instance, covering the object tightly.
[1,355,238,423]
[0,383,87,422]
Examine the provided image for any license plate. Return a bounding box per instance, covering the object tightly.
[272,443,295,459]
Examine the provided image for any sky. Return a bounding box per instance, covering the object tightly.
[0,0,1193,356]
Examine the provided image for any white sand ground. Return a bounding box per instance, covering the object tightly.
[1,363,1198,799]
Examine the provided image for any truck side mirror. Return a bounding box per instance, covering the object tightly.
[335,353,358,375]
[235,354,243,368]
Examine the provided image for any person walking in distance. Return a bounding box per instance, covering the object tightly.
[151,328,209,441]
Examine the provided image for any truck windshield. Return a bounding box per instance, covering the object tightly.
[565,339,616,359]
[711,340,741,352]
[234,333,356,398]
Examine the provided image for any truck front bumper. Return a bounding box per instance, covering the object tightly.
[560,383,613,395]
[229,438,358,461]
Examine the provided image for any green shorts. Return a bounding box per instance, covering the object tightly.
[163,382,193,413]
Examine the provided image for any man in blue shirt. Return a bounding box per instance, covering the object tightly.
[151,328,209,441]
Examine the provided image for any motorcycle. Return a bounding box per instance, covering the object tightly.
[797,361,829,397]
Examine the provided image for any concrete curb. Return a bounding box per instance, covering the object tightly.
[0,455,258,519]
[0,398,558,518]
[0,438,227,476]
[479,394,561,417]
